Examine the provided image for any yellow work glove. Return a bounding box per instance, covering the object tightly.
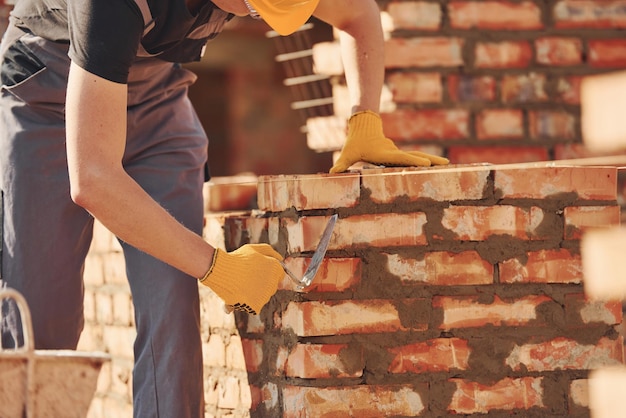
[329,110,450,174]
[199,244,284,315]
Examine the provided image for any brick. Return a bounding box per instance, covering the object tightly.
[449,1,543,30]
[494,167,617,200]
[388,338,471,373]
[385,37,464,68]
[501,73,548,103]
[282,385,427,417]
[448,145,549,165]
[217,376,241,409]
[363,167,490,203]
[449,377,544,414]
[536,37,583,66]
[240,339,263,373]
[556,75,583,104]
[589,39,626,68]
[279,257,361,292]
[102,252,128,285]
[203,334,226,368]
[282,299,428,337]
[505,336,624,372]
[226,335,247,371]
[499,249,583,284]
[581,70,626,151]
[257,173,360,212]
[102,326,136,359]
[570,379,589,408]
[386,72,442,103]
[222,215,270,249]
[284,213,428,253]
[96,292,113,325]
[312,41,343,76]
[476,109,524,140]
[440,205,547,241]
[448,75,496,102]
[581,227,626,300]
[203,175,258,212]
[565,293,622,326]
[381,109,470,140]
[386,1,442,30]
[385,251,493,285]
[475,41,532,68]
[564,206,621,239]
[529,110,576,139]
[305,115,346,152]
[112,291,133,326]
[284,343,363,378]
[554,0,626,29]
[434,295,552,330]
[589,367,626,418]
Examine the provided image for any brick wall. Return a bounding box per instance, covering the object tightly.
[217,164,624,417]
[307,0,626,166]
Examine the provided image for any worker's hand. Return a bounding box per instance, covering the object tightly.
[329,110,450,174]
[199,244,284,315]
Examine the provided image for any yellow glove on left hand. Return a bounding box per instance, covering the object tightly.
[329,110,450,174]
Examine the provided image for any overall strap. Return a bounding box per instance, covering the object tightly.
[133,0,155,35]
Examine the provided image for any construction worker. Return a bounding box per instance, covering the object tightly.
[0,0,448,416]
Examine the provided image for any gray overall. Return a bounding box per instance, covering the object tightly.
[0,5,210,416]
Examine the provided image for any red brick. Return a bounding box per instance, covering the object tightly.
[386,72,442,103]
[569,379,589,409]
[257,173,360,212]
[282,385,427,417]
[494,167,617,200]
[385,37,464,68]
[448,75,496,102]
[529,110,576,139]
[279,257,361,292]
[501,73,548,103]
[434,295,552,330]
[589,39,626,68]
[440,205,547,241]
[381,109,469,140]
[282,299,428,337]
[283,213,428,253]
[556,76,583,104]
[386,1,442,31]
[476,109,524,140]
[565,293,622,326]
[384,251,493,285]
[505,336,624,372]
[222,215,269,249]
[449,1,543,30]
[362,167,490,203]
[564,206,621,239]
[475,41,533,68]
[241,339,263,373]
[449,377,544,414]
[448,145,549,165]
[284,344,363,378]
[554,0,626,29]
[499,249,583,284]
[203,175,258,212]
[536,37,583,66]
[388,338,471,373]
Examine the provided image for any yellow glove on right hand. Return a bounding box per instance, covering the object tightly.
[329,110,450,173]
[199,244,284,315]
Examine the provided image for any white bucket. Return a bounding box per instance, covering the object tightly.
[0,288,110,418]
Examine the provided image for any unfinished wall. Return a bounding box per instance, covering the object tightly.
[215,164,624,417]
[307,0,626,165]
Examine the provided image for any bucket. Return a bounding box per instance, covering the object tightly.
[0,288,110,418]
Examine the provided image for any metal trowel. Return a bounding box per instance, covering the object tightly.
[224,214,338,314]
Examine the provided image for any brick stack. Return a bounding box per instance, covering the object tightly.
[217,164,624,417]
[307,0,626,165]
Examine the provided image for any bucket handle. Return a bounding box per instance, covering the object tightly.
[0,287,37,417]
[0,287,34,352]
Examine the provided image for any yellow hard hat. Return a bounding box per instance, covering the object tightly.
[247,0,321,36]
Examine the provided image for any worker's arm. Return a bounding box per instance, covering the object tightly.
[64,62,282,313]
[313,0,449,172]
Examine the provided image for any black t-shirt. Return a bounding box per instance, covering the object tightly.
[10,0,233,83]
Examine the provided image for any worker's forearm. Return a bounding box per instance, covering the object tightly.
[76,170,214,280]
